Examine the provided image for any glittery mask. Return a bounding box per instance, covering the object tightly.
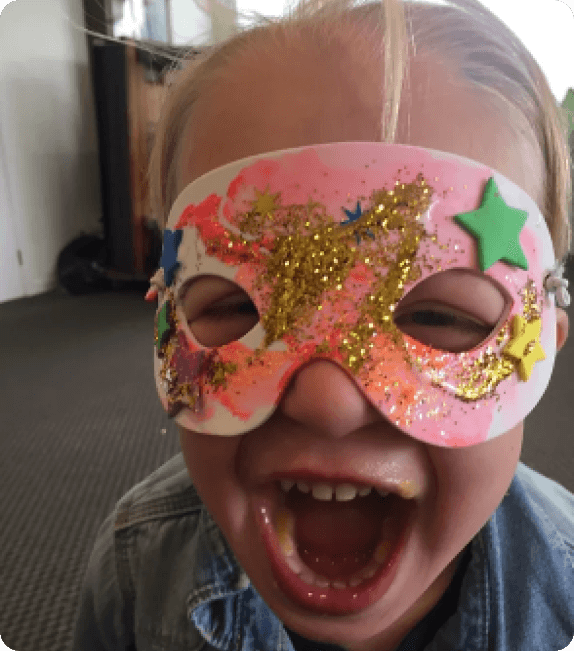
[152,143,560,447]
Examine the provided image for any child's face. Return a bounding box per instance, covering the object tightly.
[174,50,564,650]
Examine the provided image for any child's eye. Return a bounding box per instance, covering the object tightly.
[188,293,260,347]
[398,308,487,329]
[390,269,509,352]
[393,303,494,352]
[198,296,259,320]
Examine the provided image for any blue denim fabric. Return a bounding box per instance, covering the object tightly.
[72,454,574,651]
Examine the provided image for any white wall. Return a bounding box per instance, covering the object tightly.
[0,0,102,303]
[170,0,212,46]
[113,0,213,46]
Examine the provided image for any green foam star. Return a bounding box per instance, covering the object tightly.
[454,177,528,271]
[156,301,173,352]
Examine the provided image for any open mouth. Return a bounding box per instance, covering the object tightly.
[252,479,416,615]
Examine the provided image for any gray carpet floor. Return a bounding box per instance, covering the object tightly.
[0,286,572,651]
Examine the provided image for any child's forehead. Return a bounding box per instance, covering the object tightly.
[177,52,543,209]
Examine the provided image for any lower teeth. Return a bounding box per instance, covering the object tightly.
[274,508,391,590]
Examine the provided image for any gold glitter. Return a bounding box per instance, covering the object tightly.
[252,187,281,215]
[496,323,511,346]
[156,287,243,409]
[236,175,434,376]
[444,278,544,400]
[520,279,541,321]
[210,360,238,389]
[453,351,515,401]
[157,318,206,414]
[185,174,437,392]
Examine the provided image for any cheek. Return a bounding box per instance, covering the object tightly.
[179,429,256,547]
[178,427,244,516]
[423,424,523,555]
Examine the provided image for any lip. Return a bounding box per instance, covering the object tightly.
[242,433,430,503]
[251,487,416,615]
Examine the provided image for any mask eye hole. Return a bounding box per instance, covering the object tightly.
[181,276,259,347]
[392,269,511,353]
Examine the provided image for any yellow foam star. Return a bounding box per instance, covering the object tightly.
[503,315,545,381]
[252,187,281,215]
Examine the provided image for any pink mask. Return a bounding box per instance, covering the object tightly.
[151,143,565,448]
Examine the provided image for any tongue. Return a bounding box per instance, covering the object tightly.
[289,491,385,559]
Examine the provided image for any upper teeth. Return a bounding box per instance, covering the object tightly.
[280,480,389,501]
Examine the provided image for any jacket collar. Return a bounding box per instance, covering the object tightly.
[186,506,293,650]
[185,496,491,651]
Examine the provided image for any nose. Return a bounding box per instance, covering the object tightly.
[278,359,382,438]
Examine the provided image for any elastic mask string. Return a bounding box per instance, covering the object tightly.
[544,261,571,308]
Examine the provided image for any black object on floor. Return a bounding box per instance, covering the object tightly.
[57,234,112,295]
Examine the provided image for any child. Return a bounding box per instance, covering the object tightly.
[73,0,574,649]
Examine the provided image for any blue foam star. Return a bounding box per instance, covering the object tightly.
[160,229,183,286]
[341,201,375,243]
[342,201,363,224]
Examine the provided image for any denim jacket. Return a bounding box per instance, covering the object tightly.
[72,455,574,651]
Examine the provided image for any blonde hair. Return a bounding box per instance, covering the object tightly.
[148,0,572,262]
